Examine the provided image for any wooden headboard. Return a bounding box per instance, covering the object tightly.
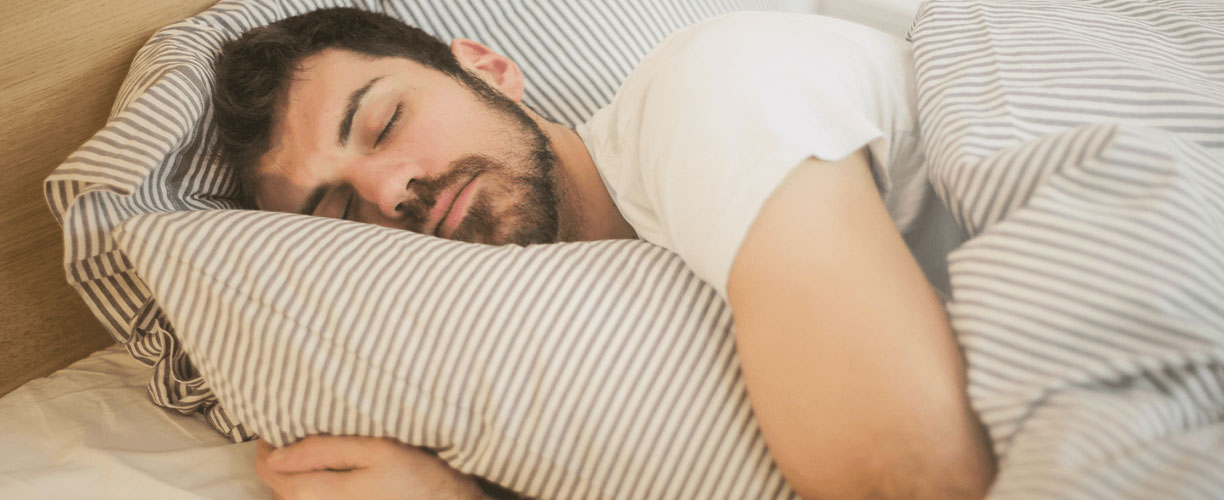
[0,0,219,395]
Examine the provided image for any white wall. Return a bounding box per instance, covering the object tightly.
[773,0,923,38]
[820,0,921,37]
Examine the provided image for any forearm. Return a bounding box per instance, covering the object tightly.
[727,151,995,499]
[731,259,992,499]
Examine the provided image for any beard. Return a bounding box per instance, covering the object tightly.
[401,152,559,245]
[397,72,561,246]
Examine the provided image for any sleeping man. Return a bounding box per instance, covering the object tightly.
[213,7,995,500]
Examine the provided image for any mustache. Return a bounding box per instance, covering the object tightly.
[399,155,497,231]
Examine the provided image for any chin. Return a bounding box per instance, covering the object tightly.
[471,227,556,247]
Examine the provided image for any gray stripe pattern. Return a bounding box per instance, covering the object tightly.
[911,1,1224,499]
[114,210,796,500]
[43,0,782,442]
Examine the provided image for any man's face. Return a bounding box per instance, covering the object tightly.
[254,48,560,245]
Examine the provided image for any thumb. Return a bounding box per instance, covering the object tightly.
[266,435,373,474]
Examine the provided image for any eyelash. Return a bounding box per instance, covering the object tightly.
[374,103,402,146]
[341,193,354,221]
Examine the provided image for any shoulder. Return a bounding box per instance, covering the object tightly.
[614,11,912,126]
[641,11,909,75]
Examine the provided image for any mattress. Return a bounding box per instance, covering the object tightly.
[0,346,268,500]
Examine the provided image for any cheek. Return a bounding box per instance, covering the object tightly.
[385,122,460,181]
[419,101,514,152]
[401,118,494,171]
[481,174,522,211]
[404,114,446,146]
[477,170,540,224]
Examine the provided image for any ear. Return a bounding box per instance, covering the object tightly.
[449,38,526,102]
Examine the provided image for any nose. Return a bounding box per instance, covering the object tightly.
[345,154,423,220]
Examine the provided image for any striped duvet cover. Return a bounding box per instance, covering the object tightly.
[909,1,1224,498]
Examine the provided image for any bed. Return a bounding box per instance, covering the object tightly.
[4,0,1222,499]
[0,346,268,498]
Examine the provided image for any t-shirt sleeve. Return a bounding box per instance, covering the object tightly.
[625,15,894,299]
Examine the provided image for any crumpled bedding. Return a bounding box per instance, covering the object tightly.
[0,346,268,499]
[909,1,1224,498]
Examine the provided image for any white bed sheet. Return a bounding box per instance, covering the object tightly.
[0,345,268,499]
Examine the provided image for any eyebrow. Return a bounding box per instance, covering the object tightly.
[338,75,385,147]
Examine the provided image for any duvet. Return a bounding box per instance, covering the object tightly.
[909,1,1224,498]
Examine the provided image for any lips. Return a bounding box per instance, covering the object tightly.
[428,174,479,237]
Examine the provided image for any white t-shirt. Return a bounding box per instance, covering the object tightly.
[577,12,936,300]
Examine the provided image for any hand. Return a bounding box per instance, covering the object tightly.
[255,436,487,500]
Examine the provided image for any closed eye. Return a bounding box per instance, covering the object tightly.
[374,103,402,146]
[341,192,355,221]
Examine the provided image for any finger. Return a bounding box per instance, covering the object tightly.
[256,439,280,480]
[266,435,377,474]
[262,469,349,500]
[255,438,276,460]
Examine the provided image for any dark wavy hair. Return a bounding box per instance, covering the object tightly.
[212,8,478,207]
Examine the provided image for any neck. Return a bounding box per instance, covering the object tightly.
[532,111,636,242]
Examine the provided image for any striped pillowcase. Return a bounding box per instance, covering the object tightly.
[911,1,1224,498]
[114,210,796,499]
[44,0,784,441]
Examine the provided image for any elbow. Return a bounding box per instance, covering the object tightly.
[777,437,996,500]
[784,464,994,500]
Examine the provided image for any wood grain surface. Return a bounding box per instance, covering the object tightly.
[0,0,218,395]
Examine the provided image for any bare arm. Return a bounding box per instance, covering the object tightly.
[726,149,995,499]
[255,436,497,500]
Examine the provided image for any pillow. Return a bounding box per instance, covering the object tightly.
[114,209,796,499]
[44,0,789,440]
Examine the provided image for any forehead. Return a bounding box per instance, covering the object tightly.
[277,48,432,140]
